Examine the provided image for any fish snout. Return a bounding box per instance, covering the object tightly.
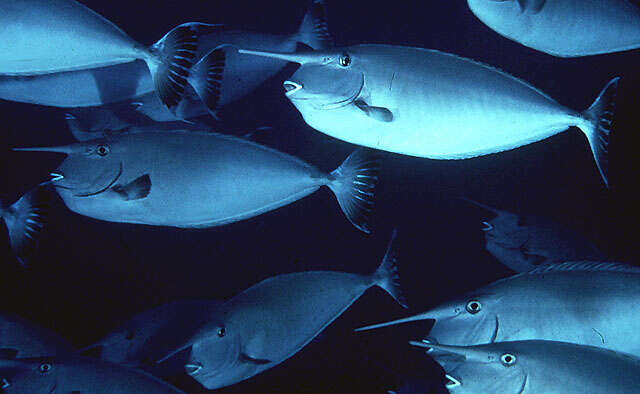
[481,221,494,232]
[445,374,462,389]
[283,81,303,96]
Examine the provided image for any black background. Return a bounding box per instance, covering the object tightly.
[1,1,639,393]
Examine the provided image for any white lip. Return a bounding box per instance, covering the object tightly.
[283,81,303,96]
[49,173,64,182]
[445,374,462,389]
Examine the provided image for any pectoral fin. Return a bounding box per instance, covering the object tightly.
[354,100,393,122]
[517,0,545,14]
[240,353,271,365]
[111,175,151,201]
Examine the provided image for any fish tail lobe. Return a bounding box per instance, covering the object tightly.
[371,229,407,308]
[580,77,620,188]
[189,45,229,118]
[296,0,333,50]
[1,187,49,266]
[146,23,214,117]
[327,149,378,233]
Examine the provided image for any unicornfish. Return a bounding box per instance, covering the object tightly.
[0,355,185,393]
[15,130,379,233]
[462,198,605,272]
[236,45,618,187]
[0,0,218,114]
[159,231,406,389]
[410,339,640,393]
[356,262,640,358]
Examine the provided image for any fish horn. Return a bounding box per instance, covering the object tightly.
[238,48,325,65]
[13,145,75,154]
[458,197,499,214]
[355,309,450,332]
[409,340,489,362]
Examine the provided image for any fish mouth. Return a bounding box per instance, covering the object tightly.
[283,81,303,96]
[320,73,365,110]
[445,374,462,389]
[73,162,123,197]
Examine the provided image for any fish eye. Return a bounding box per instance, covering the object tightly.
[501,353,517,366]
[217,327,226,337]
[96,145,110,156]
[339,53,351,67]
[466,300,482,314]
[39,363,52,373]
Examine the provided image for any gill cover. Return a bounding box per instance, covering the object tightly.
[238,48,365,109]
[16,141,123,198]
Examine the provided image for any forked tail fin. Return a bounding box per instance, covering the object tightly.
[580,77,620,188]
[189,45,229,118]
[296,0,333,49]
[1,188,49,266]
[148,23,218,116]
[372,229,407,308]
[327,149,378,233]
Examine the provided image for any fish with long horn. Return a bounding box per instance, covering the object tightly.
[15,130,379,233]
[236,44,618,187]
[357,261,640,359]
[410,339,640,393]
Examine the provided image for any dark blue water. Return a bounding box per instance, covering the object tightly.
[1,1,639,393]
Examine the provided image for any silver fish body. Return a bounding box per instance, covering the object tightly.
[239,44,617,186]
[16,131,378,232]
[0,356,185,393]
[467,0,640,57]
[86,299,222,367]
[414,340,640,394]
[357,262,640,358]
[464,199,605,272]
[0,0,142,75]
[0,1,215,115]
[180,233,405,389]
[0,61,152,107]
[0,313,73,358]
[0,0,331,112]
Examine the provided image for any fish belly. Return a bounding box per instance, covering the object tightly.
[523,0,640,56]
[0,0,140,75]
[0,61,152,107]
[57,134,324,227]
[299,72,577,159]
[227,272,370,365]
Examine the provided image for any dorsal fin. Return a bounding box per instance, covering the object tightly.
[527,261,640,275]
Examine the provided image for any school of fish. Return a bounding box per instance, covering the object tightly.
[0,0,636,392]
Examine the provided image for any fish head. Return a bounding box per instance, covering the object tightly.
[16,138,126,197]
[425,292,504,346]
[83,325,141,364]
[237,48,365,110]
[481,211,549,269]
[411,341,528,393]
[463,199,543,268]
[186,323,248,389]
[0,357,57,393]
